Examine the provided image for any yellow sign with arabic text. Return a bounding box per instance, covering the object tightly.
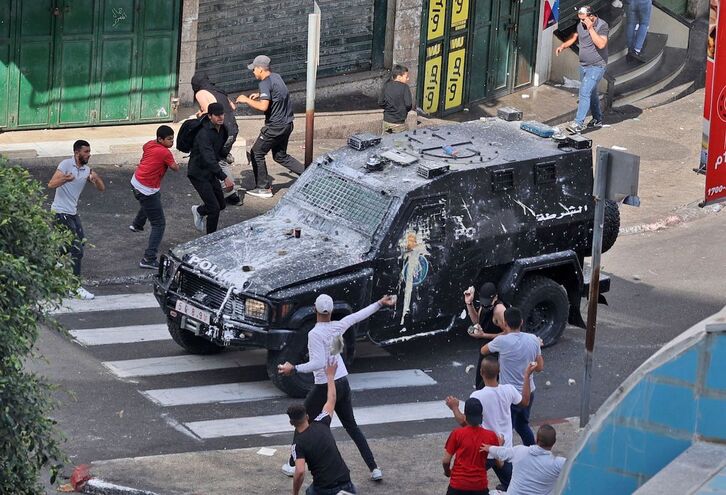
[444,35,467,110]
[422,42,443,114]
[450,0,470,31]
[427,0,447,40]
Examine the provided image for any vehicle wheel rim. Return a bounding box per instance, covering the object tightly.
[528,301,555,337]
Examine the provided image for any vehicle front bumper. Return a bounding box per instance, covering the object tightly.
[153,282,294,350]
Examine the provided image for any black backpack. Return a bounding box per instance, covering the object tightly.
[176,116,206,153]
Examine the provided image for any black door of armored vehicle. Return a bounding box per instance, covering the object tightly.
[368,196,451,343]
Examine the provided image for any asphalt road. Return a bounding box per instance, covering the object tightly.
[31,211,725,475]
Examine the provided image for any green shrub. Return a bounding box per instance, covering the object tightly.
[0,163,77,494]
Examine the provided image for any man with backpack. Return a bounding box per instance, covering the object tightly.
[190,72,241,205]
[185,102,234,234]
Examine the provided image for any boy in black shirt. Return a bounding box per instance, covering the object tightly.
[288,360,357,495]
[378,64,413,134]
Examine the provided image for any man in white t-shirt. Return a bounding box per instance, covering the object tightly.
[446,356,536,490]
[278,293,396,482]
[482,424,566,495]
[481,307,543,446]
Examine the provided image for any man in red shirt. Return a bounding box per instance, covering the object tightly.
[129,125,180,269]
[443,398,502,495]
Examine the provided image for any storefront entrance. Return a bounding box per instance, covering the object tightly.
[418,0,539,116]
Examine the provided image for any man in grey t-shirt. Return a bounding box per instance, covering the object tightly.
[481,307,544,446]
[236,55,304,199]
[48,140,105,300]
[556,5,609,133]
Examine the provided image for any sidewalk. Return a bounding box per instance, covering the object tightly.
[77,417,581,495]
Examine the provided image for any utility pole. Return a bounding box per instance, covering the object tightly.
[304,2,321,167]
[580,147,640,428]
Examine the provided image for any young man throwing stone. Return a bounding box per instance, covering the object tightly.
[278,293,396,482]
[288,360,358,495]
[236,55,304,199]
[48,140,105,300]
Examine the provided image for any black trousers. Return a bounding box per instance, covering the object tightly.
[446,487,489,495]
[131,188,166,261]
[188,176,226,234]
[55,213,84,276]
[250,123,304,189]
[289,377,377,471]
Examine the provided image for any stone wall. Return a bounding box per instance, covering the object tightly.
[391,0,424,103]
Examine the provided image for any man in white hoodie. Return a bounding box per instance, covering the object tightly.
[278,293,396,482]
[481,424,566,495]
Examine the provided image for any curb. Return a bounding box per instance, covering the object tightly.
[81,479,159,495]
[619,202,723,236]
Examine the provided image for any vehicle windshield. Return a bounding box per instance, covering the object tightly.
[286,167,393,237]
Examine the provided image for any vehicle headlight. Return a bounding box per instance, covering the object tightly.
[245,298,269,321]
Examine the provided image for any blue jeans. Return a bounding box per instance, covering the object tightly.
[132,188,165,261]
[576,66,606,125]
[486,458,513,489]
[511,393,535,446]
[626,0,652,53]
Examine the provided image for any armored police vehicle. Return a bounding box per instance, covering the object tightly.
[153,119,619,397]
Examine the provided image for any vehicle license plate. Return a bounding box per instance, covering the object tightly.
[175,300,211,325]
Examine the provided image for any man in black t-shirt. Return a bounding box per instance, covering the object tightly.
[236,55,304,199]
[288,360,357,495]
[464,282,507,389]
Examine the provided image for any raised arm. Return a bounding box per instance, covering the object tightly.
[322,360,338,417]
[338,295,395,331]
[445,396,467,426]
[88,169,105,192]
[48,169,74,189]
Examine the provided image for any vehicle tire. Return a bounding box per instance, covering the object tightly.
[267,321,357,398]
[514,275,569,347]
[268,321,316,398]
[167,318,224,355]
[601,199,620,253]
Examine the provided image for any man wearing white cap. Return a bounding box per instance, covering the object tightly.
[236,55,304,199]
[279,293,396,482]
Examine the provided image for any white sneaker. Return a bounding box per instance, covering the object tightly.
[371,467,383,481]
[281,462,295,477]
[191,205,205,232]
[76,287,95,300]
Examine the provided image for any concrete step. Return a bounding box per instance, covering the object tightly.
[633,442,726,494]
[613,46,688,106]
[608,30,668,65]
[607,32,670,86]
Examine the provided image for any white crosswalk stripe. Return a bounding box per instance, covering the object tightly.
[70,324,170,345]
[52,292,158,314]
[103,351,267,378]
[184,400,453,439]
[59,291,450,442]
[142,369,436,406]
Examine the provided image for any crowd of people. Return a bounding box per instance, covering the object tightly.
[275,285,565,495]
[47,54,414,300]
[45,51,565,493]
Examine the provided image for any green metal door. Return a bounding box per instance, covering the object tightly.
[468,0,493,102]
[514,0,539,89]
[0,0,180,130]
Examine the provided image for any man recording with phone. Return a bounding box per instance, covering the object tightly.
[464,283,507,389]
[555,5,609,134]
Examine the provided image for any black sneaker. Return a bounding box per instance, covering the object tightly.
[246,188,273,199]
[225,191,241,205]
[627,50,646,64]
[566,122,586,134]
[129,224,143,233]
[139,258,160,270]
[586,118,603,129]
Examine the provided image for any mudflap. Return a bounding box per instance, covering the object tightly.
[569,305,586,329]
